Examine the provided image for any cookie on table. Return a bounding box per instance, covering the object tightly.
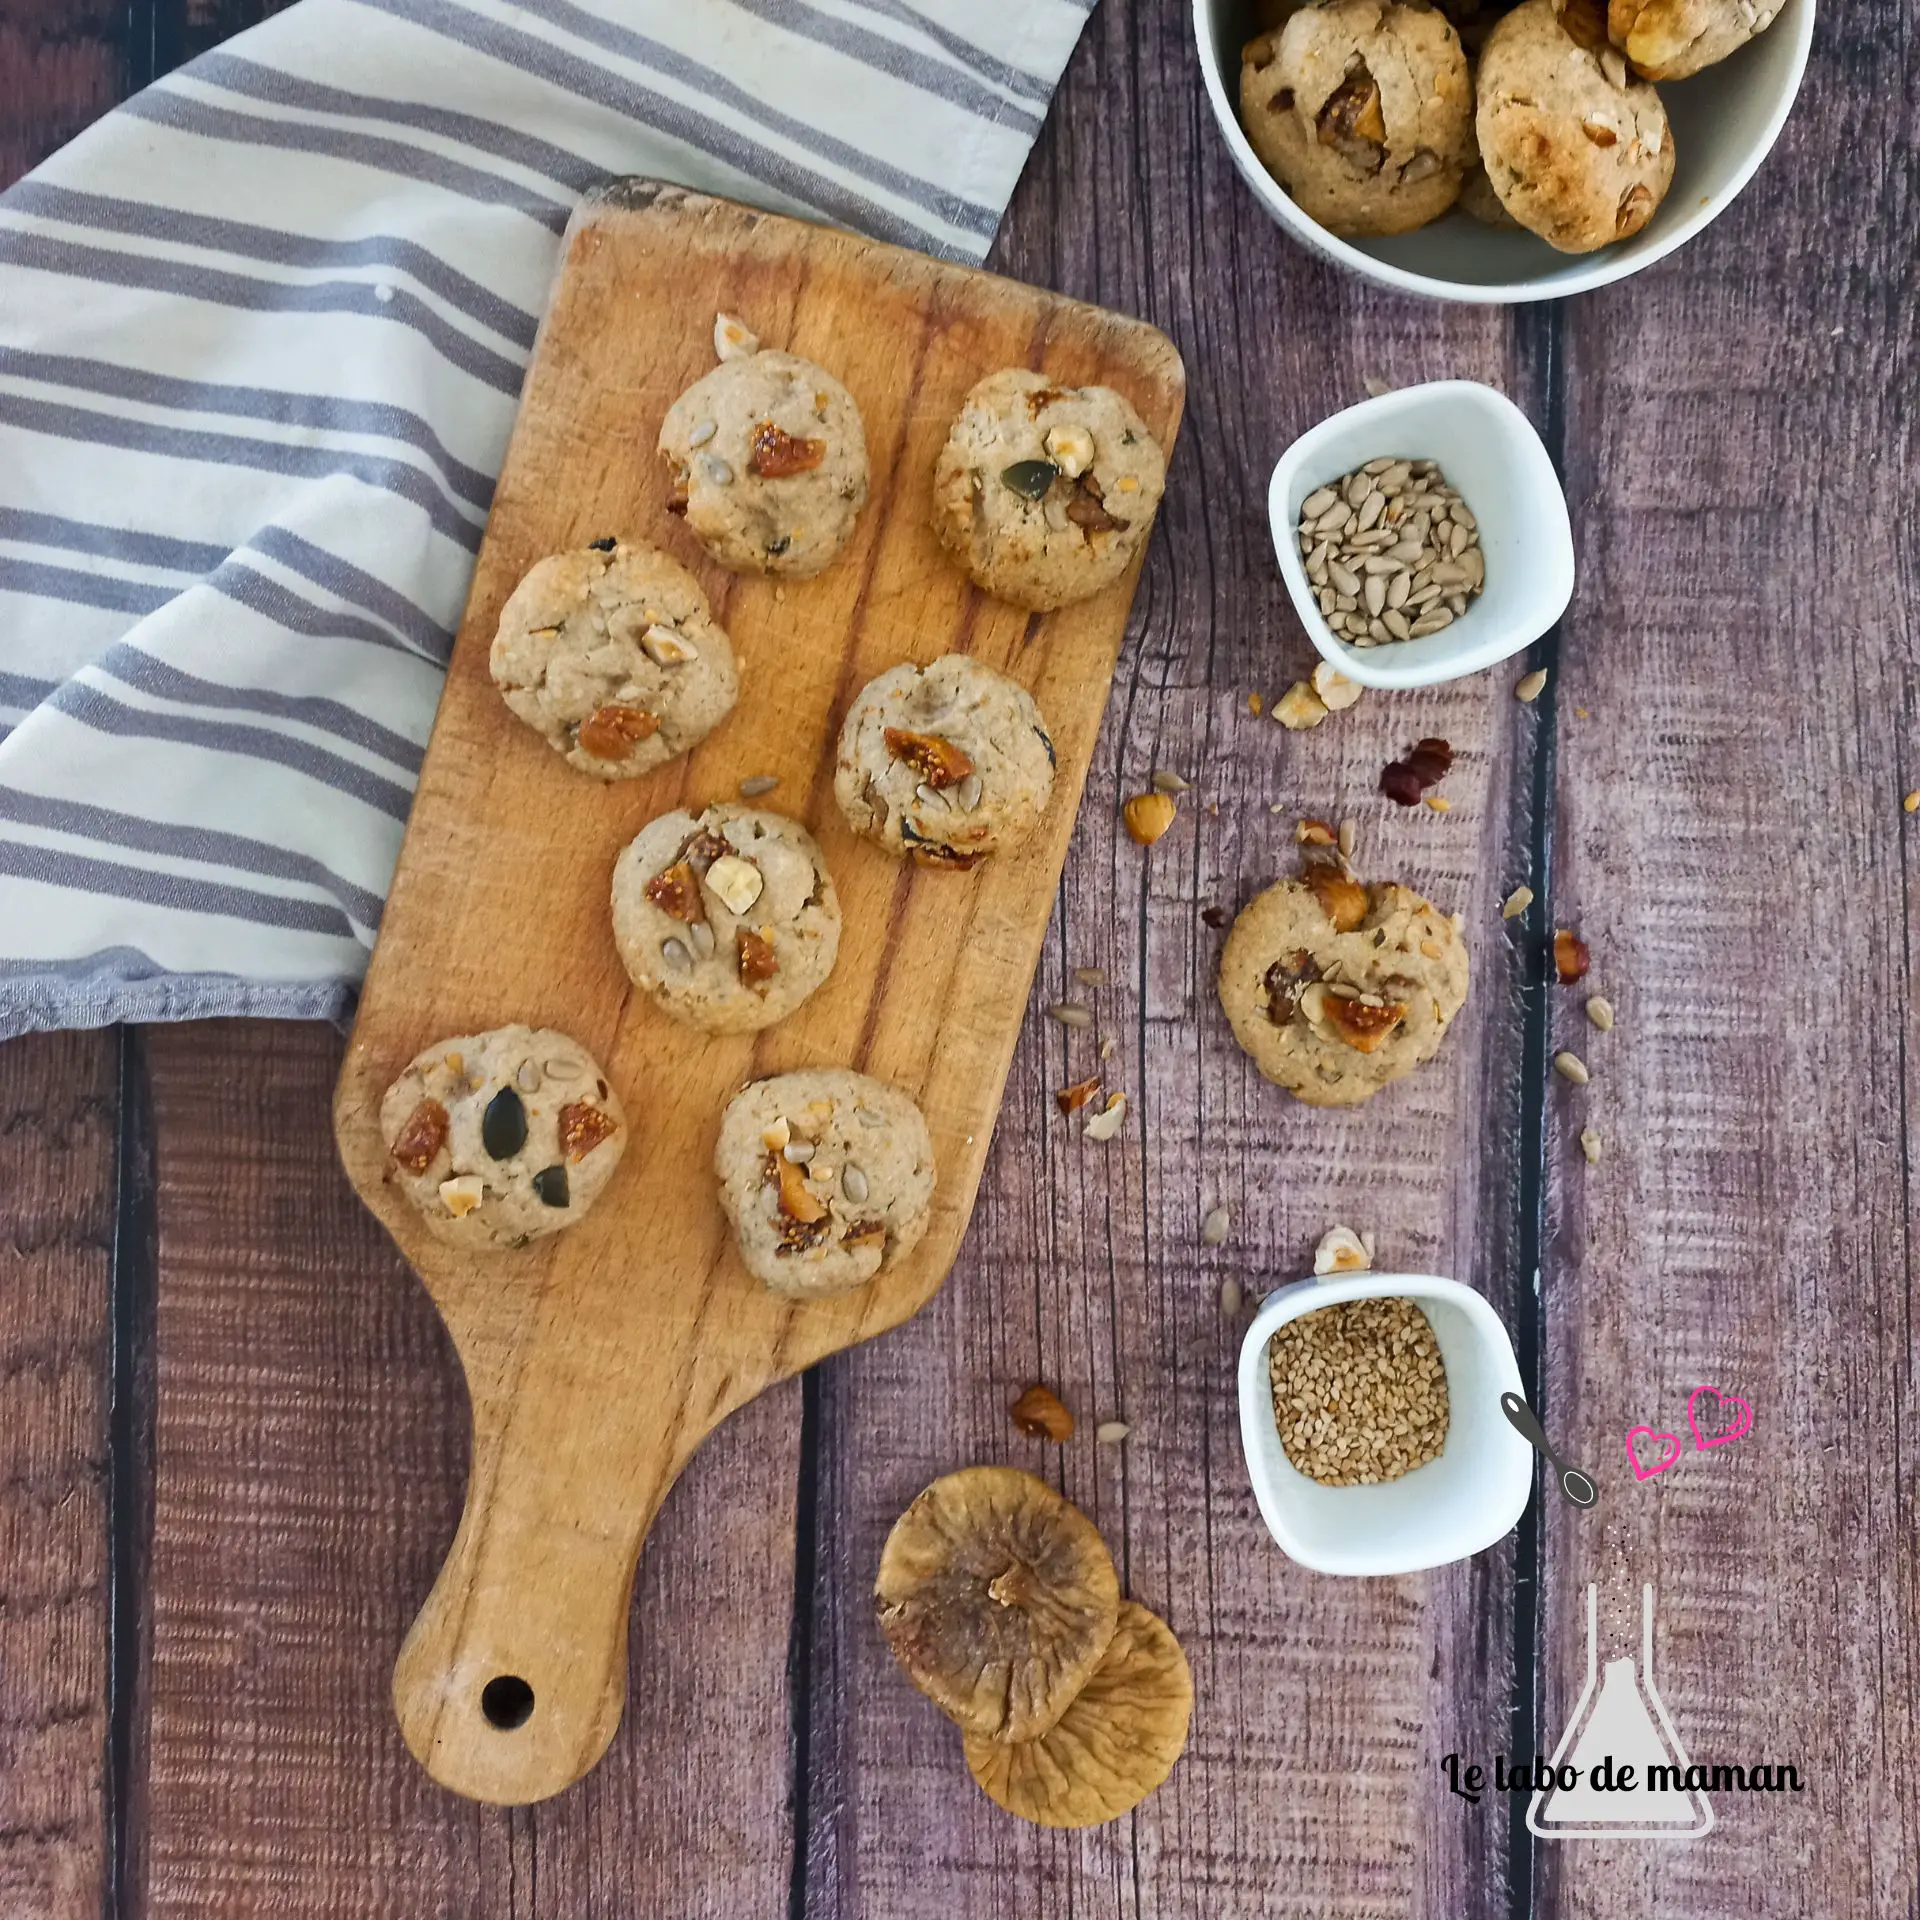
[611,804,841,1033]
[1239,0,1475,238]
[931,369,1166,612]
[834,655,1056,871]
[380,1025,626,1248]
[1217,867,1469,1107]
[715,1068,936,1297]
[658,318,869,578]
[1595,0,1780,79]
[1477,0,1674,253]
[489,539,738,780]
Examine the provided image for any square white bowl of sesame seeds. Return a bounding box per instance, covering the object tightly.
[1238,1271,1535,1576]
[1269,380,1574,692]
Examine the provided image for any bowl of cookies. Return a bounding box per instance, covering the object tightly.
[1193,0,1815,301]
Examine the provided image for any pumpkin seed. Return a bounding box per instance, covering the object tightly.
[532,1164,569,1208]
[481,1086,527,1160]
[1001,459,1058,499]
[841,1164,869,1203]
[661,937,692,972]
[515,1061,542,1094]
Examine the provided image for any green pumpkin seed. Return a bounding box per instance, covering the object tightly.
[482,1086,527,1160]
[1000,459,1058,500]
[532,1164,569,1207]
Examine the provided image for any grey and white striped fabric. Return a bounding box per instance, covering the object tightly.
[0,0,1095,1038]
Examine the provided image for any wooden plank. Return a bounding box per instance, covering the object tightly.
[332,181,1185,1806]
[139,1019,802,1915]
[0,0,125,188]
[0,1032,119,1920]
[1532,14,1920,1910]
[800,4,1543,1911]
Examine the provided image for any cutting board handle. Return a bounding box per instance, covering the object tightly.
[389,1354,677,1805]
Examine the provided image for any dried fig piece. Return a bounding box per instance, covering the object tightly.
[884,728,973,789]
[1304,863,1368,934]
[772,1153,829,1224]
[963,1603,1193,1829]
[644,861,703,922]
[738,928,779,987]
[1263,950,1321,1025]
[1010,1384,1076,1442]
[1055,1075,1104,1115]
[1321,991,1408,1054]
[390,1098,449,1174]
[1064,473,1128,535]
[874,1466,1120,1744]
[557,1101,618,1163]
[578,704,660,760]
[748,420,827,478]
[1316,61,1388,173]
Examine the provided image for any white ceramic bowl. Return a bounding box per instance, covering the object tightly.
[1194,0,1814,303]
[1237,1272,1534,1575]
[1271,379,1573,689]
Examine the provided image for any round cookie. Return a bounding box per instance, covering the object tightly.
[489,540,738,780]
[612,805,841,1033]
[1477,0,1675,254]
[714,1069,936,1297]
[834,655,1056,870]
[379,1025,626,1249]
[1218,868,1469,1107]
[1240,1,1476,238]
[658,341,868,578]
[930,369,1166,612]
[1459,159,1526,228]
[1602,0,1779,79]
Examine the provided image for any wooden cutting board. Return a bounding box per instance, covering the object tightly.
[332,181,1184,1806]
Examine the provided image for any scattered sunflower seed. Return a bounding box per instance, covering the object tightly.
[1201,1205,1230,1247]
[1095,1420,1132,1445]
[1098,1034,1116,1062]
[1502,885,1535,919]
[1220,1276,1245,1317]
[1337,819,1357,860]
[1515,669,1549,703]
[687,418,718,448]
[1072,966,1107,987]
[1046,1001,1093,1029]
[661,937,692,972]
[1579,1128,1603,1165]
[1586,995,1615,1032]
[841,1164,869,1203]
[1363,373,1392,398]
[737,774,781,798]
[1151,768,1191,794]
[1553,1049,1591,1085]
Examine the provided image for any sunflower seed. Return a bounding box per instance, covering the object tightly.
[661,937,692,972]
[783,1142,816,1163]
[1382,609,1411,641]
[1365,575,1388,616]
[1338,819,1356,859]
[1220,1276,1244,1317]
[1410,609,1454,636]
[1095,1420,1132,1445]
[957,774,984,811]
[738,773,781,797]
[916,782,949,811]
[515,1061,542,1093]
[1073,966,1108,987]
[688,920,716,960]
[687,418,718,448]
[841,1164,869,1203]
[1502,885,1535,919]
[1580,1128,1603,1164]
[1151,768,1190,793]
[1201,1205,1230,1246]
[1554,1050,1591,1085]
[1047,1002,1093,1029]
[1515,669,1549,703]
[1301,487,1338,518]
[700,453,734,485]
[1386,570,1411,610]
[1328,562,1362,596]
[1586,994,1615,1031]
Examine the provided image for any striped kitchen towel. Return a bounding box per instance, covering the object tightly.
[0,0,1096,1038]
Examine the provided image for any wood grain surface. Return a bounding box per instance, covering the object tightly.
[0,0,1914,1912]
[331,181,1183,1805]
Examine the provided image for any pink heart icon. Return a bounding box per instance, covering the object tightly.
[1687,1385,1753,1450]
[1625,1426,1683,1480]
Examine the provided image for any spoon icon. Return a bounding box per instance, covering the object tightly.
[1501,1392,1599,1508]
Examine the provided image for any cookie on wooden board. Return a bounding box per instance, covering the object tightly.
[714,1068,935,1296]
[931,369,1166,611]
[1239,0,1476,237]
[834,654,1056,870]
[1218,868,1469,1107]
[489,540,739,780]
[379,1025,626,1248]
[658,332,869,578]
[1478,0,1674,253]
[611,805,841,1034]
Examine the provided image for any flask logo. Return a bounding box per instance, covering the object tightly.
[1527,1584,1714,1841]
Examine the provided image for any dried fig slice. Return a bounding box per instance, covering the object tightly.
[1315,61,1388,173]
[963,1603,1193,1829]
[874,1466,1119,1744]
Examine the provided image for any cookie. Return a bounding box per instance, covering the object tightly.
[1240,1,1476,238]
[1477,0,1675,253]
[834,655,1056,870]
[1217,868,1469,1107]
[1600,0,1780,79]
[658,335,868,578]
[489,541,739,780]
[611,804,841,1033]
[1459,160,1526,228]
[714,1069,936,1297]
[930,369,1166,612]
[379,1025,626,1249]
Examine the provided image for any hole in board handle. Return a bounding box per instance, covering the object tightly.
[481,1674,535,1730]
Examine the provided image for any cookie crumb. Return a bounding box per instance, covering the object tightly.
[1579,1127,1602,1164]
[1905,790,1920,814]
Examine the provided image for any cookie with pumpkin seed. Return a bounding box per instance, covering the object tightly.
[834,654,1056,869]
[1218,867,1469,1107]
[379,1024,626,1250]
[931,369,1165,611]
[489,540,738,780]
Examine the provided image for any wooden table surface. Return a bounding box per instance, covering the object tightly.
[3,2,1914,1915]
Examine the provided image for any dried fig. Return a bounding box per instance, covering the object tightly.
[874,1466,1119,1744]
[963,1603,1193,1828]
